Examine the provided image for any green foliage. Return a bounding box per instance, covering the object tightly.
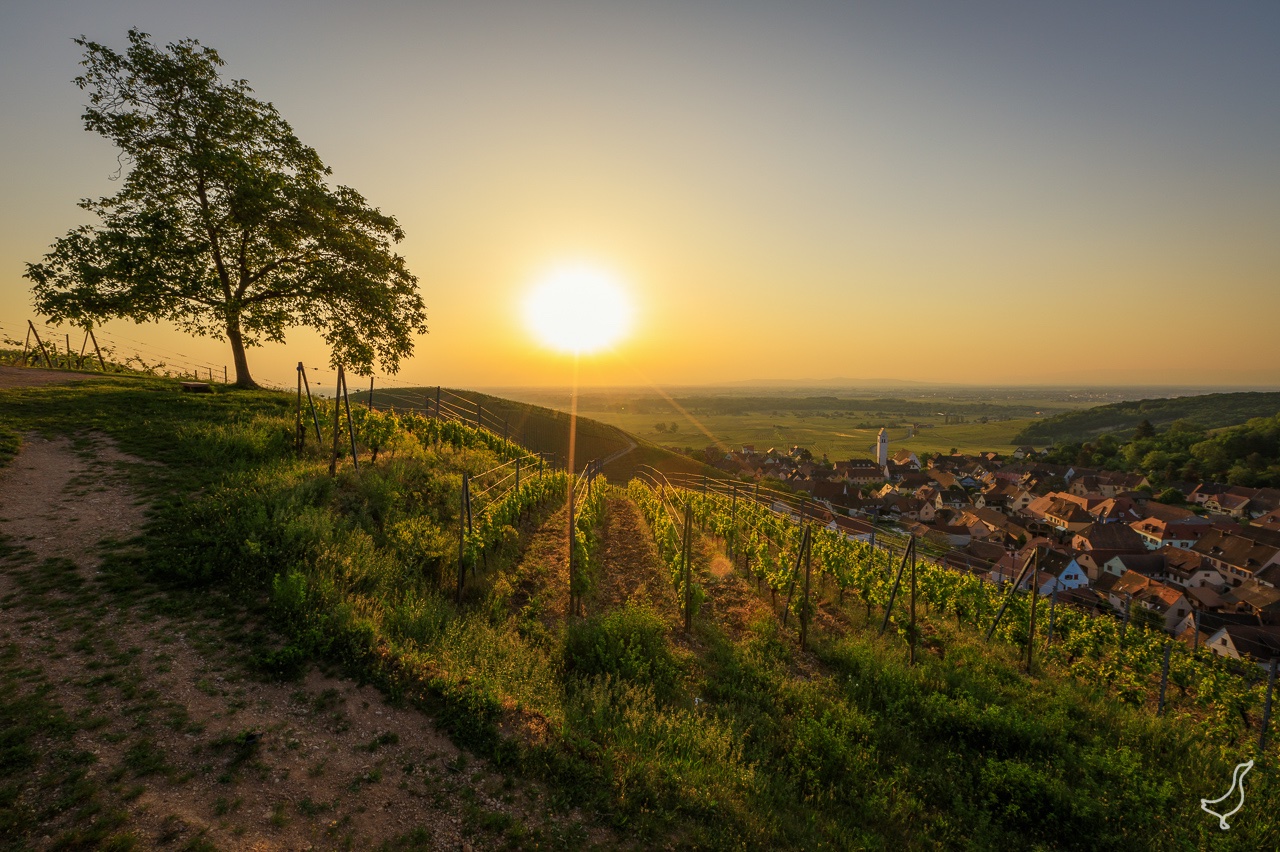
[563,604,681,702]
[1045,413,1280,487]
[25,29,426,386]
[1017,391,1280,445]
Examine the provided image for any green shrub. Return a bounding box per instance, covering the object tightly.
[563,603,681,702]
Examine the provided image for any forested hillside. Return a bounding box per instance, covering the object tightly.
[1015,392,1280,444]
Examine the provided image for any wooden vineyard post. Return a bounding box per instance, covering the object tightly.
[800,527,813,651]
[683,502,693,632]
[295,363,304,455]
[329,366,343,476]
[300,365,323,443]
[1046,587,1059,646]
[1158,642,1172,716]
[729,484,737,564]
[368,376,374,410]
[77,328,89,367]
[1261,658,1278,759]
[457,473,469,602]
[782,529,800,626]
[342,370,359,471]
[568,476,577,619]
[880,538,913,637]
[1026,574,1038,674]
[20,323,31,366]
[436,386,442,419]
[65,334,71,369]
[909,538,918,666]
[28,322,53,368]
[1192,610,1200,653]
[476,401,482,429]
[986,549,1037,642]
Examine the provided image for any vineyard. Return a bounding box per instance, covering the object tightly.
[627,470,1280,754]
[3,377,1278,848]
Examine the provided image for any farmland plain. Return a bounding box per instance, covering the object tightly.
[494,387,1112,458]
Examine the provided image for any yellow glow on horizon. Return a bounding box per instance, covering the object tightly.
[523,264,633,354]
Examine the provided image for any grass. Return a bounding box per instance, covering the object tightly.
[4,375,1277,849]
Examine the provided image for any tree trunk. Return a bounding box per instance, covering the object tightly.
[226,315,257,389]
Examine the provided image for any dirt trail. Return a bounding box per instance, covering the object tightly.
[589,496,680,622]
[689,533,775,640]
[0,436,590,850]
[0,364,109,388]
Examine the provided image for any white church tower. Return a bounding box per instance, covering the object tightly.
[876,427,889,467]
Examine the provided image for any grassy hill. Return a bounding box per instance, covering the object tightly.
[2,375,1277,849]
[354,384,715,481]
[1015,391,1280,445]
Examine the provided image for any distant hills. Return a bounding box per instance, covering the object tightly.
[1014,391,1280,445]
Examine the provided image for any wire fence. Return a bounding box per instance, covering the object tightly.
[2,318,235,384]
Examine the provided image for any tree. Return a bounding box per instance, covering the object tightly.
[25,30,426,388]
[1133,419,1156,439]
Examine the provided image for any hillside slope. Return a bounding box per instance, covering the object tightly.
[4,374,1277,849]
[1015,391,1280,444]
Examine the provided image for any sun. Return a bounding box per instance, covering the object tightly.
[523,264,633,354]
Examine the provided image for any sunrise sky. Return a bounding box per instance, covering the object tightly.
[1,1,1278,390]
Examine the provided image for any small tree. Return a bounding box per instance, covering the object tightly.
[25,30,426,388]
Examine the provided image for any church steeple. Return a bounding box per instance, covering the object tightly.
[877,427,888,467]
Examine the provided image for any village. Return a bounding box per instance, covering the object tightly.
[690,428,1280,668]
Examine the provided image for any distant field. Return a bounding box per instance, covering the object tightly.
[584,410,1039,459]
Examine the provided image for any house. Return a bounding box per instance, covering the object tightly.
[1133,583,1193,633]
[1076,548,1150,581]
[1204,624,1280,667]
[1102,552,1165,581]
[825,514,874,543]
[1206,492,1252,518]
[891,449,920,470]
[1222,580,1280,624]
[1034,550,1090,596]
[1187,483,1229,506]
[1254,508,1280,532]
[834,459,884,483]
[1140,501,1200,523]
[1226,486,1280,516]
[921,523,973,549]
[1092,472,1151,498]
[1192,529,1280,587]
[964,507,1030,545]
[1129,516,1212,551]
[1072,522,1146,553]
[1044,498,1097,534]
[1154,546,1225,589]
[1094,570,1157,614]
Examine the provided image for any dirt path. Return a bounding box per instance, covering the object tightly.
[0,364,109,388]
[0,436,593,850]
[589,496,680,623]
[689,533,775,640]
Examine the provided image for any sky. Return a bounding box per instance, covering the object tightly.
[1,1,1278,391]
